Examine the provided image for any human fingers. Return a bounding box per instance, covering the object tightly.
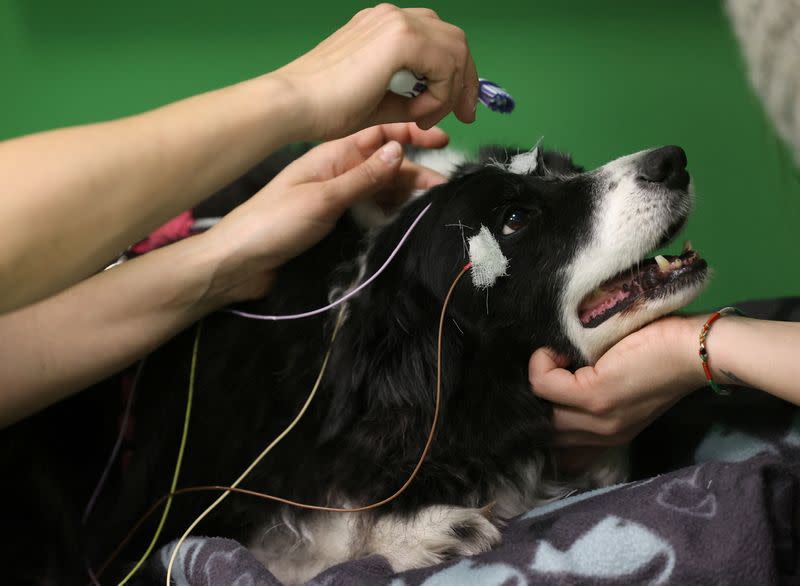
[375,12,472,127]
[370,158,446,211]
[386,123,450,149]
[353,123,449,154]
[301,123,448,183]
[550,405,629,440]
[277,5,474,138]
[402,20,469,104]
[528,347,590,408]
[318,141,405,213]
[403,7,442,19]
[550,393,681,447]
[414,67,461,130]
[404,16,477,126]
[377,159,446,197]
[455,50,480,123]
[396,158,447,190]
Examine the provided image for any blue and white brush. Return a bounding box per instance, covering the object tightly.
[388,69,515,114]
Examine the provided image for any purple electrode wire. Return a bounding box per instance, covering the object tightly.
[82,360,145,525]
[83,359,145,586]
[227,202,432,321]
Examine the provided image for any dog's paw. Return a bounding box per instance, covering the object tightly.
[370,505,502,571]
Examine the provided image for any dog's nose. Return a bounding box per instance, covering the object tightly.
[639,146,689,190]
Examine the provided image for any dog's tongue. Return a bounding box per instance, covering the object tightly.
[579,283,634,325]
[578,245,701,327]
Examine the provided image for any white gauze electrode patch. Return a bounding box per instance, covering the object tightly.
[508,146,540,175]
[468,225,509,289]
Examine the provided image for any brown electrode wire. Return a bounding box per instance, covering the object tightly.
[92,262,472,582]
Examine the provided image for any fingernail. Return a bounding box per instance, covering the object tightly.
[379,141,401,165]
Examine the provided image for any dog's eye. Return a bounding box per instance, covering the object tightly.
[502,208,531,235]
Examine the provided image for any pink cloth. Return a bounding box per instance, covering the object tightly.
[130,211,195,254]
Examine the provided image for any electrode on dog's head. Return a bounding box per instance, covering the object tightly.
[468,226,509,289]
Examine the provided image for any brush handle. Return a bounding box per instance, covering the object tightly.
[387,69,428,98]
[388,70,516,114]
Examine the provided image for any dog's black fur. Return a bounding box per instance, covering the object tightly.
[2,144,684,584]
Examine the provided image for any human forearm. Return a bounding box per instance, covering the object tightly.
[0,74,303,313]
[0,6,476,313]
[0,230,259,428]
[681,314,800,404]
[0,119,447,428]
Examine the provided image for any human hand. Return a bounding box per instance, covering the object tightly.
[202,122,449,303]
[529,315,708,447]
[272,4,478,140]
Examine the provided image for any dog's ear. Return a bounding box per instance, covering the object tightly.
[540,150,584,175]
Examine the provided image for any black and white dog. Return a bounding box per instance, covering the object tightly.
[0,143,708,584]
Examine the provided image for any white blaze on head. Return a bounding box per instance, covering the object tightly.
[468,226,509,289]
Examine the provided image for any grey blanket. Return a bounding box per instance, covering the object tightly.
[152,298,800,585]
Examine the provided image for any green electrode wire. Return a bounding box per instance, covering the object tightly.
[118,320,203,585]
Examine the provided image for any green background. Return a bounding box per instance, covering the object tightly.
[2,0,798,309]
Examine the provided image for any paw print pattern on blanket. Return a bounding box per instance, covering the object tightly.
[655,466,718,519]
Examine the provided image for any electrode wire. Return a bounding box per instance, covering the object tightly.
[117,322,203,585]
[226,202,432,321]
[93,263,470,583]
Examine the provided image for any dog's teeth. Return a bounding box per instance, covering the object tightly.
[682,240,692,253]
[590,287,606,298]
[655,255,670,272]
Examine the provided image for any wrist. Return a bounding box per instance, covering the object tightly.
[678,311,751,393]
[257,71,317,142]
[674,314,712,390]
[189,228,276,310]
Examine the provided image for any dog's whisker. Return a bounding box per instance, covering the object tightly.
[445,220,472,261]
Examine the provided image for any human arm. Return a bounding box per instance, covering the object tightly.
[529,313,800,447]
[0,123,448,428]
[0,4,477,313]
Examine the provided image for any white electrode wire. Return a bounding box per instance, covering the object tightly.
[226,202,432,321]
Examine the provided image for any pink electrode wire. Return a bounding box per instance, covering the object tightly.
[226,202,432,321]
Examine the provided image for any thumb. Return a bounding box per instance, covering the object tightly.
[322,141,403,210]
[529,347,580,403]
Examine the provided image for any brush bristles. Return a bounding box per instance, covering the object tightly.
[478,79,516,114]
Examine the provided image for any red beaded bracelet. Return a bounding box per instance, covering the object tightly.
[698,306,744,395]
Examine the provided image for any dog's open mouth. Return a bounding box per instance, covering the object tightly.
[577,241,708,328]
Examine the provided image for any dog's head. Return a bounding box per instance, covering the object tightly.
[362,144,709,365]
